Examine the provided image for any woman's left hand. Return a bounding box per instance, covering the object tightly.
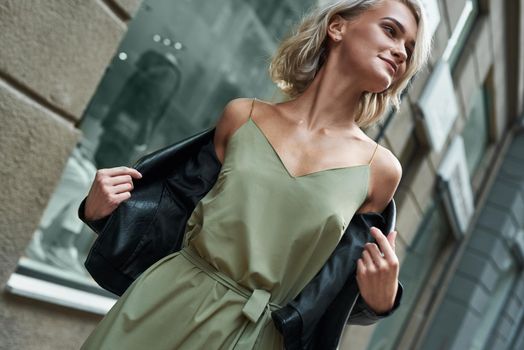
[356,227,400,314]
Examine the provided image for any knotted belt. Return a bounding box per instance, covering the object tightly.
[180,247,281,323]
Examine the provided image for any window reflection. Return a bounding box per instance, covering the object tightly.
[14,0,317,310]
[94,50,182,168]
[25,146,97,276]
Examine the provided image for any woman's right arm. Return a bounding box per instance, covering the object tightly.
[82,97,249,223]
[83,166,142,221]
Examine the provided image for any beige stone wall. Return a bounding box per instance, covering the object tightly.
[0,1,141,349]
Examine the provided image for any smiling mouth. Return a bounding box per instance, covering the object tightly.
[380,58,396,75]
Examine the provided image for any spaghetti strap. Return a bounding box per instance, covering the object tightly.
[369,141,379,165]
[249,97,257,120]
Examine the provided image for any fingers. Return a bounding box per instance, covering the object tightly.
[86,167,141,221]
[357,258,365,273]
[364,242,386,267]
[99,166,142,188]
[361,249,375,269]
[388,230,397,251]
[358,247,388,275]
[107,174,135,186]
[102,166,142,179]
[112,182,134,194]
[113,191,132,202]
[369,227,396,261]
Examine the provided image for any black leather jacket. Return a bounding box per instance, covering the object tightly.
[78,126,404,350]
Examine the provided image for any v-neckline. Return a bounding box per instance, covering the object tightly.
[247,116,370,179]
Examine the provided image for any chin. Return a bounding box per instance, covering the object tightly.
[366,81,392,94]
[362,71,393,93]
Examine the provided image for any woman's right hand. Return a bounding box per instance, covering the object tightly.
[84,166,143,221]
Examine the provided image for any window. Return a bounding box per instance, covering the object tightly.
[8,0,317,314]
[460,85,490,178]
[444,0,479,71]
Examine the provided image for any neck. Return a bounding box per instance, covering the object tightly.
[284,58,364,132]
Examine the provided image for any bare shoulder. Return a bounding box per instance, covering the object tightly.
[359,143,402,214]
[213,97,255,164]
[375,144,402,180]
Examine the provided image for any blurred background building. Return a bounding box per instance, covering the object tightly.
[1,0,523,349]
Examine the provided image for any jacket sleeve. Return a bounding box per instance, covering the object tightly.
[77,197,110,235]
[347,279,404,325]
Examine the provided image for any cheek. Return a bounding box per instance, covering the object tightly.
[340,41,373,67]
[344,28,377,56]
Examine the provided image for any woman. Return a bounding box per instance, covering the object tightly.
[81,0,431,348]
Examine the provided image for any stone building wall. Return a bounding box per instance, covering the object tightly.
[0,1,141,349]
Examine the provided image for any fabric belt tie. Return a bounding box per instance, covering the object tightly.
[180,247,281,324]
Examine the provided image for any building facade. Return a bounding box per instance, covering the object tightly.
[0,0,523,349]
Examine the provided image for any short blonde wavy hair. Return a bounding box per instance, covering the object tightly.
[268,0,432,128]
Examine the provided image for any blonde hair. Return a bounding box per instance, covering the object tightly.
[268,0,432,128]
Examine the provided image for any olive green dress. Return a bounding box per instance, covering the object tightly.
[81,98,377,350]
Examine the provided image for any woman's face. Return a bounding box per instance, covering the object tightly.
[328,0,418,93]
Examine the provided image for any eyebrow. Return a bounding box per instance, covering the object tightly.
[381,16,416,49]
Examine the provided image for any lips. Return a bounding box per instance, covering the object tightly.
[380,57,397,75]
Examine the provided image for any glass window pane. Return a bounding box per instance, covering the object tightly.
[14,0,317,311]
[461,86,489,178]
[448,0,479,70]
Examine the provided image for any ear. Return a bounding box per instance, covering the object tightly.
[327,14,346,41]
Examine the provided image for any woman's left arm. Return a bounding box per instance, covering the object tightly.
[354,147,403,316]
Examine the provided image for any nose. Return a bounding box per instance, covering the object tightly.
[391,45,408,64]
